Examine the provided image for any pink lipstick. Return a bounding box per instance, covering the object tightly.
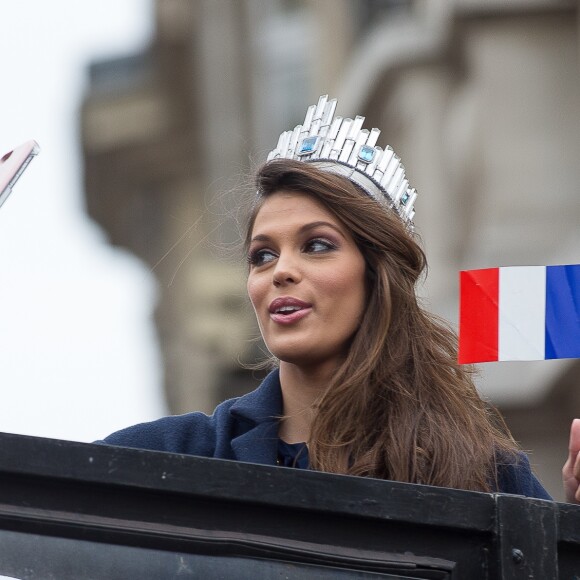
[269,297,312,325]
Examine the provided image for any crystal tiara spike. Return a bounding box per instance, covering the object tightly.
[266,95,417,230]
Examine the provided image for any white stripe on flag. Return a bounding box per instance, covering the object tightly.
[498,266,546,361]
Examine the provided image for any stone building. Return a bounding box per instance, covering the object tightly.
[81,0,580,499]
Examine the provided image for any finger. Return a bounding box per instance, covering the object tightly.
[574,449,580,480]
[567,418,580,466]
[563,450,580,503]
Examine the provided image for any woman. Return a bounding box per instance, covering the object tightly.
[102,95,576,500]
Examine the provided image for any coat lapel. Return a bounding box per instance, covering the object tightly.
[229,369,282,465]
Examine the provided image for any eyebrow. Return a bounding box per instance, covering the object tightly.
[250,221,345,243]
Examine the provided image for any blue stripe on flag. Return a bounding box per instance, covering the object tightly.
[545,264,580,359]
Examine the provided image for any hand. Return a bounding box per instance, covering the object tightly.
[563,418,580,503]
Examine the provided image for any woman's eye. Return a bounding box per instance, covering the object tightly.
[304,238,336,253]
[248,248,277,266]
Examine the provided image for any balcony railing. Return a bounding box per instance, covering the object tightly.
[0,432,578,579]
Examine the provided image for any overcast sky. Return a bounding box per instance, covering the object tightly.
[0,0,167,442]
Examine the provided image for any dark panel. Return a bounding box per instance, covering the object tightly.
[0,433,578,578]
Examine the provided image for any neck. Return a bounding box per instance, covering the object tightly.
[277,361,335,444]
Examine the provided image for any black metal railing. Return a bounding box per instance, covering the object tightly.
[0,432,578,579]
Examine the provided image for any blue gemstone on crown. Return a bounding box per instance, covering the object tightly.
[400,192,410,205]
[358,144,376,163]
[297,136,320,156]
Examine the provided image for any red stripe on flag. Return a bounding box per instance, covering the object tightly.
[458,268,499,364]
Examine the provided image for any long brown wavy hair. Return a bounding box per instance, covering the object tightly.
[245,158,518,492]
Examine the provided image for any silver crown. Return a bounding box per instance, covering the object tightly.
[266,95,417,229]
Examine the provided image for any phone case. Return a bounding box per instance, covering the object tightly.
[0,140,40,209]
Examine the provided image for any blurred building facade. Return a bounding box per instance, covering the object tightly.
[81,0,580,499]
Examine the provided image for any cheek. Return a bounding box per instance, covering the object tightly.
[318,264,366,311]
[246,276,264,312]
[347,272,367,315]
[344,262,367,319]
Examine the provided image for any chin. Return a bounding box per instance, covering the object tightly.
[268,344,339,370]
[269,349,310,366]
[267,345,313,365]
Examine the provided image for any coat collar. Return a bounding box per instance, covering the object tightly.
[229,369,282,465]
[229,369,283,424]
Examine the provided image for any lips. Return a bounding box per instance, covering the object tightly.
[269,297,312,325]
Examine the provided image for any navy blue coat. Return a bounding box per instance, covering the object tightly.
[101,369,552,499]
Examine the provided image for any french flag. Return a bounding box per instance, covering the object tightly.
[458,264,580,364]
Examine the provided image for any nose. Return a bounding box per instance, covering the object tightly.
[272,251,302,287]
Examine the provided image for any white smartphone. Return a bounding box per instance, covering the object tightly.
[0,140,40,209]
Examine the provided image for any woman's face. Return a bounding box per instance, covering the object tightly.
[247,190,366,371]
